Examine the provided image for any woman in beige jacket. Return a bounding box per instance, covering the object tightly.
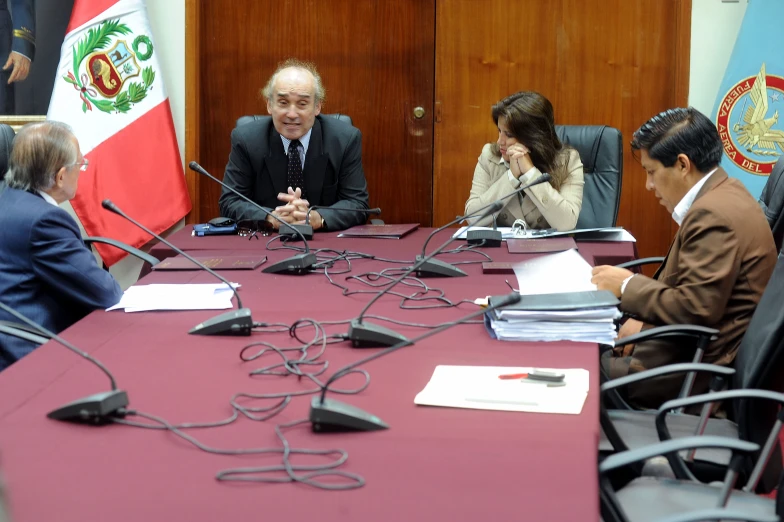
[465,91,584,231]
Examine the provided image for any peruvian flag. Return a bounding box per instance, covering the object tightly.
[47,0,191,266]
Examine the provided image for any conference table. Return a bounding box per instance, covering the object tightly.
[0,227,635,522]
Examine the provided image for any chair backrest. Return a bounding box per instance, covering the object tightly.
[731,247,784,489]
[555,125,623,229]
[0,123,15,181]
[759,156,784,252]
[235,113,353,129]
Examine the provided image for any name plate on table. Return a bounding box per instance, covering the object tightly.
[506,237,577,254]
[337,223,420,239]
[152,255,267,271]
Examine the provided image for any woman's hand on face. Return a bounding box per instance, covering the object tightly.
[508,144,534,178]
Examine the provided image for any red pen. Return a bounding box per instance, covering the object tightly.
[498,373,528,380]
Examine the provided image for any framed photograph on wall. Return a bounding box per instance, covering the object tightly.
[0,0,74,129]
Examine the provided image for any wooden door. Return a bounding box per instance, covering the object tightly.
[434,0,691,261]
[190,0,436,226]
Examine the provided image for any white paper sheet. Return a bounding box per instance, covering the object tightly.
[512,249,596,295]
[452,226,636,242]
[414,365,589,415]
[107,283,239,312]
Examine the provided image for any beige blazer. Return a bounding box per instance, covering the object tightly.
[464,144,584,231]
[604,169,777,409]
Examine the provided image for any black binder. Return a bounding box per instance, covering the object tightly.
[488,290,619,311]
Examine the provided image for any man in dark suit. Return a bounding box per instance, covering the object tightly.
[0,0,35,114]
[0,121,123,371]
[591,107,777,409]
[219,58,370,232]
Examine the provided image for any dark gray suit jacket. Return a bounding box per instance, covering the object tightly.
[218,115,370,231]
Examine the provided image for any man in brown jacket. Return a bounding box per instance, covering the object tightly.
[591,107,777,409]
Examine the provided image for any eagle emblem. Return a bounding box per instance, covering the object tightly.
[716,62,784,176]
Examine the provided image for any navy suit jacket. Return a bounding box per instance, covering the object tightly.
[218,115,370,231]
[0,188,123,370]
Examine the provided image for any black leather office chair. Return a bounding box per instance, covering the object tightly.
[599,435,781,522]
[760,156,784,252]
[555,125,623,229]
[599,246,784,493]
[235,113,353,129]
[0,123,15,184]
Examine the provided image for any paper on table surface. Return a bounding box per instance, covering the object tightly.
[513,249,596,295]
[107,283,240,312]
[414,365,589,415]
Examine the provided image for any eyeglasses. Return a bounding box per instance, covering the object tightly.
[64,159,89,172]
[237,219,272,240]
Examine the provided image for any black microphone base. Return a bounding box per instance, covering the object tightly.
[466,229,502,248]
[280,224,313,241]
[348,319,409,348]
[309,396,389,432]
[47,390,129,424]
[189,307,253,336]
[414,255,467,278]
[262,253,317,275]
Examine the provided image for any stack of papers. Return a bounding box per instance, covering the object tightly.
[107,283,239,312]
[414,365,589,415]
[453,226,636,242]
[486,249,620,344]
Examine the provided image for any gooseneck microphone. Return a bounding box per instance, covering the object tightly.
[101,199,253,336]
[298,206,382,240]
[0,300,129,423]
[347,201,503,348]
[188,161,315,275]
[467,211,502,248]
[418,173,553,277]
[310,291,522,431]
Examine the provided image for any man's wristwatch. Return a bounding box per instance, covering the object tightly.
[320,216,326,231]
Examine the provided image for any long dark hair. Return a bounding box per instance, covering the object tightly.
[490,91,570,191]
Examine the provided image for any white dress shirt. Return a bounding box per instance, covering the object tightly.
[38,190,59,207]
[671,168,718,226]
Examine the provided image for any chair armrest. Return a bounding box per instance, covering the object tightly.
[655,510,779,522]
[656,389,784,487]
[84,237,159,267]
[616,256,666,269]
[614,324,719,348]
[600,363,734,393]
[599,435,759,474]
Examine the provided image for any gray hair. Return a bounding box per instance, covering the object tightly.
[261,58,326,105]
[4,121,78,192]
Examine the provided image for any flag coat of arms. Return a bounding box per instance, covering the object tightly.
[712,0,784,199]
[47,0,191,266]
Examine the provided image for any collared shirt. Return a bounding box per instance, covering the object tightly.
[280,128,313,169]
[37,190,58,207]
[671,168,718,226]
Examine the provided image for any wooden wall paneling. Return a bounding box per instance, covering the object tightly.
[434,0,692,262]
[184,0,200,224]
[196,0,436,226]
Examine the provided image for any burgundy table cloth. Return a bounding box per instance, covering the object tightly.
[0,228,635,522]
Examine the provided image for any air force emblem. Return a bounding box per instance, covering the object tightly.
[716,63,784,176]
[62,19,156,114]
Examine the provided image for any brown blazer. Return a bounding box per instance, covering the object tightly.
[465,144,584,231]
[603,168,777,409]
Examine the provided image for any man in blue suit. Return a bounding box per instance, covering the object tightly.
[0,0,35,114]
[0,121,123,370]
